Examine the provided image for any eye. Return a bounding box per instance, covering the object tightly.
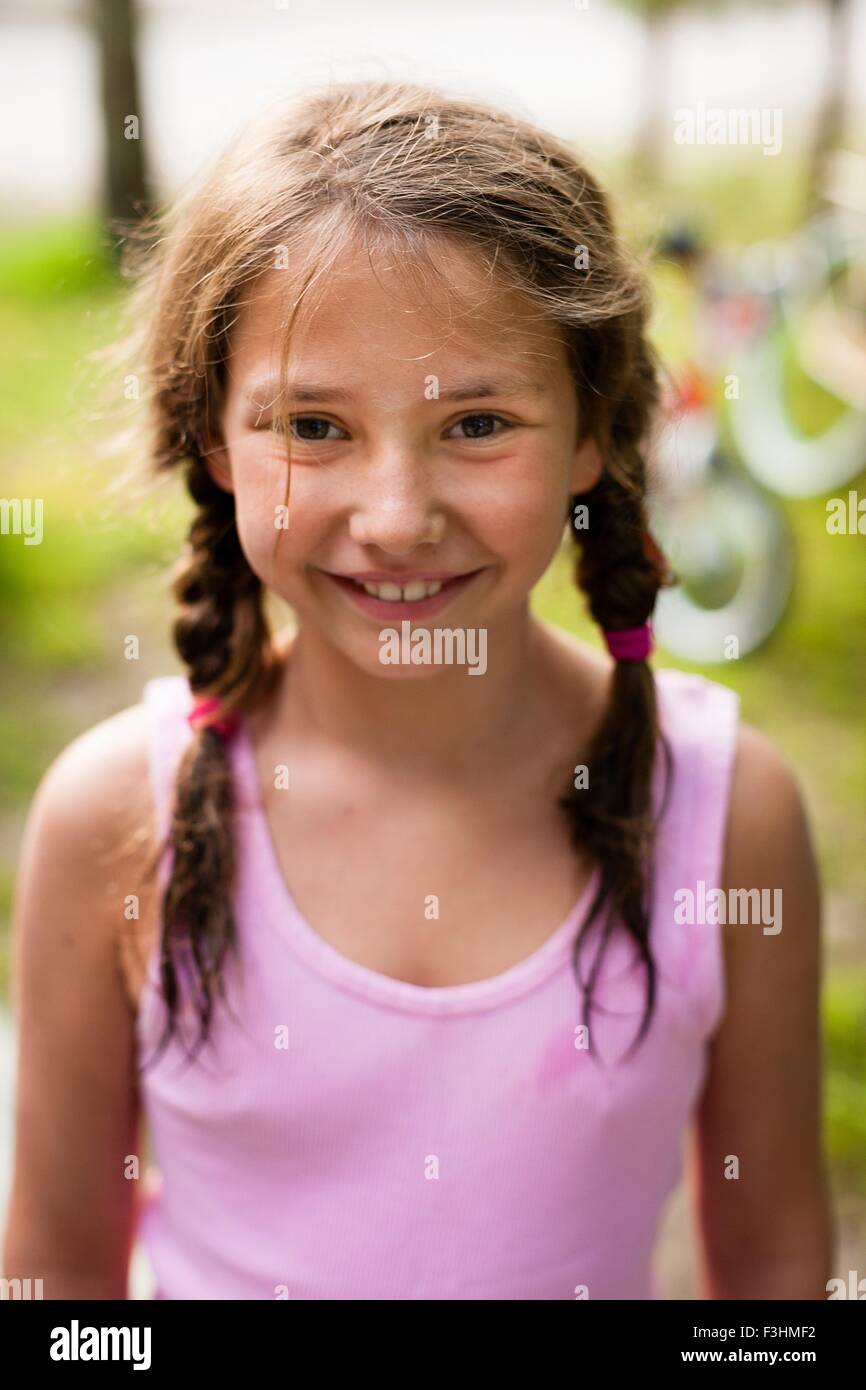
[288,415,347,442]
[445,413,514,441]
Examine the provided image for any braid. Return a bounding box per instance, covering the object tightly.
[560,336,677,1064]
[146,461,275,1068]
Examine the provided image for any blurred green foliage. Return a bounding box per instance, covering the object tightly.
[0,217,188,800]
[824,972,866,1188]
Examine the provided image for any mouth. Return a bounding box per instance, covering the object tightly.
[318,568,486,620]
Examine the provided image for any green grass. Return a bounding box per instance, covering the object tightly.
[0,218,188,803]
[0,217,121,459]
[0,497,187,806]
[0,475,179,667]
[0,865,12,1002]
[824,970,866,1191]
[0,215,118,300]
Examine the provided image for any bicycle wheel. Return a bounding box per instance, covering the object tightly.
[728,329,866,497]
[648,460,795,663]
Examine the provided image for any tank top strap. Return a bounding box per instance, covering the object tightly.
[649,666,741,1037]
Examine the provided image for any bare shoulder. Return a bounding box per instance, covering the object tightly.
[717,719,821,985]
[718,716,822,1016]
[14,701,159,1009]
[725,722,816,870]
[4,702,160,1292]
[28,700,153,831]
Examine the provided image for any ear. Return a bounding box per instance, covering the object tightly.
[201,427,234,493]
[569,432,603,495]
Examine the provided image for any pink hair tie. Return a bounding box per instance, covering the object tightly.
[187,695,240,740]
[603,623,653,662]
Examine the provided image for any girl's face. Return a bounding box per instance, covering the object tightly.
[208,236,602,679]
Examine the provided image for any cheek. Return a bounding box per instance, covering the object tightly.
[477,463,569,575]
[229,447,337,600]
[229,446,295,584]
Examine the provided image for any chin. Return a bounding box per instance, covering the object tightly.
[348,640,450,681]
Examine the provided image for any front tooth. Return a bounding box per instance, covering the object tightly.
[402,581,429,602]
[363,581,403,600]
[361,579,446,600]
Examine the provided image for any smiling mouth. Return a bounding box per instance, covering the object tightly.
[339,575,465,601]
[320,568,485,616]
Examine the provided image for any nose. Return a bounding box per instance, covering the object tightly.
[348,450,446,552]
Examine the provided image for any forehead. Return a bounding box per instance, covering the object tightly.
[223,234,569,395]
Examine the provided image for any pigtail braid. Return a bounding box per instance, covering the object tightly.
[560,338,676,1061]
[151,461,274,1064]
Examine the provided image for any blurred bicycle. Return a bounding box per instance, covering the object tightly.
[647,360,796,664]
[702,171,866,497]
[646,153,866,662]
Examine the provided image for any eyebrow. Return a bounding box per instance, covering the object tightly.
[243,374,550,407]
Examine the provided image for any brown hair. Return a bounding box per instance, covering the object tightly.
[105,80,674,1068]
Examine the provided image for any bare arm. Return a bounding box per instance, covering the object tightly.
[2,706,158,1298]
[686,723,835,1299]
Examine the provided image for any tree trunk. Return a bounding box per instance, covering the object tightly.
[91,0,153,259]
[631,12,672,187]
[805,0,852,214]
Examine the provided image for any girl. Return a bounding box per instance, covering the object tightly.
[3,81,833,1300]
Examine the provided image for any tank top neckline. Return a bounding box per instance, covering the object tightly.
[229,710,608,1017]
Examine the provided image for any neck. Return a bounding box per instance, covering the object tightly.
[266,605,555,781]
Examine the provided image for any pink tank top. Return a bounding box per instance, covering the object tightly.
[134,665,739,1300]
